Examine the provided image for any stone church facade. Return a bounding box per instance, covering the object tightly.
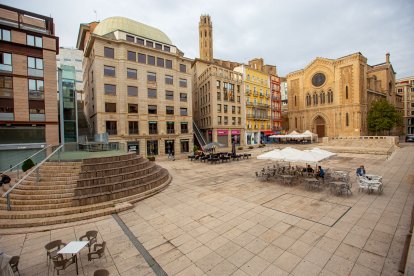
[286,52,397,137]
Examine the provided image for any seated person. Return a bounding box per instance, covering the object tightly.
[0,173,11,186]
[356,165,366,177]
[316,166,325,179]
[306,165,314,173]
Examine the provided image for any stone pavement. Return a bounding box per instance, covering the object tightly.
[0,144,413,275]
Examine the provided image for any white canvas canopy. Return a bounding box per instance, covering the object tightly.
[257,147,335,164]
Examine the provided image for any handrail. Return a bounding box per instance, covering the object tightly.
[1,144,52,176]
[3,144,63,211]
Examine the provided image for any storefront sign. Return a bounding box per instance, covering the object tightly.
[231,130,240,135]
[217,130,228,135]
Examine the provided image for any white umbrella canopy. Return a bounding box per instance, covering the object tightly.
[308,147,336,158]
[257,149,281,160]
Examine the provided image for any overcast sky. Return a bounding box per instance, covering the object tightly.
[5,0,414,77]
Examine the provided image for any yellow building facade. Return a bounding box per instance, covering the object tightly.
[235,65,271,144]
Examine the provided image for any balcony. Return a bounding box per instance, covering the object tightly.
[246,114,269,120]
[246,102,254,107]
[167,129,175,134]
[181,129,188,134]
[245,90,251,96]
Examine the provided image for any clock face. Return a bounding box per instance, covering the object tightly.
[312,73,326,87]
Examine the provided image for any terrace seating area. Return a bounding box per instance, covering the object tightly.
[188,152,251,164]
[255,164,383,197]
[0,153,171,229]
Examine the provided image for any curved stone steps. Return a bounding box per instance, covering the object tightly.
[8,192,74,200]
[19,178,78,185]
[0,196,73,206]
[0,201,74,211]
[0,202,133,228]
[0,154,172,230]
[13,184,76,194]
[74,168,169,205]
[79,158,150,179]
[76,162,157,188]
[0,200,126,219]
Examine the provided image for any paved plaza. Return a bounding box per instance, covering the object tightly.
[1,144,413,275]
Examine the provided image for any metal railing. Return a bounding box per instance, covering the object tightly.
[1,144,52,180]
[193,122,207,147]
[3,144,63,211]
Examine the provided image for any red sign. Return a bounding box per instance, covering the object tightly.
[217,130,228,135]
[231,130,240,135]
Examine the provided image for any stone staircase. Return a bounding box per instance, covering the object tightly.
[0,153,171,229]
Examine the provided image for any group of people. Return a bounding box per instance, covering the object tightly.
[303,165,325,179]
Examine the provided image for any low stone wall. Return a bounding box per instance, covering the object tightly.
[320,136,398,155]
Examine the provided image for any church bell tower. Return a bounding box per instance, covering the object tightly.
[199,15,213,62]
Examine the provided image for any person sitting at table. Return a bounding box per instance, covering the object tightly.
[306,165,314,173]
[356,165,366,177]
[316,166,325,179]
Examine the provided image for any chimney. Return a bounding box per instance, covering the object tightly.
[386,52,390,64]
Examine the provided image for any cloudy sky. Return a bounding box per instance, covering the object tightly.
[5,0,414,77]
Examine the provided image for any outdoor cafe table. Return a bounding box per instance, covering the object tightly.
[57,241,89,275]
[280,175,294,185]
[304,178,320,190]
[331,181,350,195]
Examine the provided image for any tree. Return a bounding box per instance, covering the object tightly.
[367,99,402,135]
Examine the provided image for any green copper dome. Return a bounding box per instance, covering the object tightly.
[93,16,172,45]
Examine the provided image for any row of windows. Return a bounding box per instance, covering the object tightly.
[305,91,334,106]
[103,47,187,73]
[217,116,242,125]
[127,139,190,155]
[103,66,188,87]
[105,121,189,136]
[217,104,241,114]
[0,53,44,77]
[0,76,44,101]
[104,103,188,116]
[0,29,43,48]
[125,34,172,54]
[103,83,188,101]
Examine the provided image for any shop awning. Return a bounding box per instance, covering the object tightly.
[262,130,274,135]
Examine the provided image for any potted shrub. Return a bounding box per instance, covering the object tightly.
[248,146,254,149]
[22,158,35,172]
[238,146,243,150]
[147,156,155,161]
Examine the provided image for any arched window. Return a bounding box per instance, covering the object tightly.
[320,92,325,104]
[306,93,311,106]
[313,93,318,105]
[294,95,297,106]
[345,86,349,99]
[200,31,202,37]
[204,30,207,37]
[346,113,349,127]
[295,117,298,128]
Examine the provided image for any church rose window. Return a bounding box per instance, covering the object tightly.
[312,73,326,87]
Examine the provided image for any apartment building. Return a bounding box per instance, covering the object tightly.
[234,59,272,145]
[396,76,414,134]
[76,16,193,157]
[0,4,59,168]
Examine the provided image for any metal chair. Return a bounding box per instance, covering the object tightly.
[79,230,98,253]
[88,241,107,262]
[52,254,76,276]
[94,269,109,276]
[45,240,66,266]
[9,256,20,276]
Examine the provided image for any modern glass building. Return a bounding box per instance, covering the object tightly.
[58,65,78,143]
